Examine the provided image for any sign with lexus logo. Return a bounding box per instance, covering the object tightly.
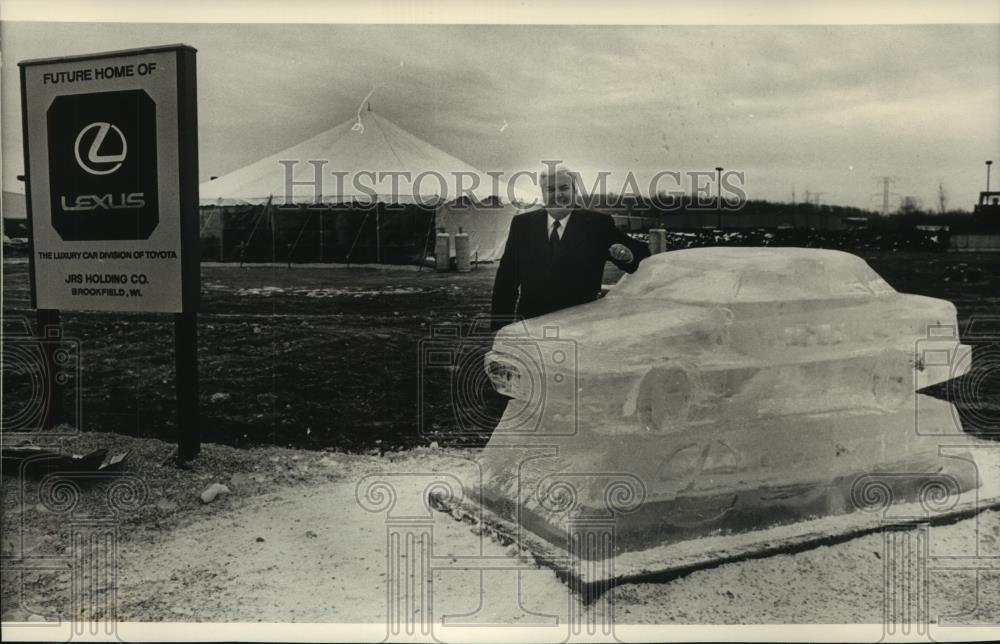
[20,45,198,313]
[48,89,159,241]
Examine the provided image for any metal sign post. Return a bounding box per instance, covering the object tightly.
[19,44,201,461]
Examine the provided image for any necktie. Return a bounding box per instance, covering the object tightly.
[549,220,561,255]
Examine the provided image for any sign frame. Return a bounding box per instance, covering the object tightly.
[18,44,201,460]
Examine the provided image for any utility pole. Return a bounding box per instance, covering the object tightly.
[813,192,827,208]
[938,183,947,214]
[872,176,900,216]
[987,160,994,193]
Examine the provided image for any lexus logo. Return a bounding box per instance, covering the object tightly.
[74,122,127,175]
[48,90,159,241]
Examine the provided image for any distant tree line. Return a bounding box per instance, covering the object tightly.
[585,192,984,230]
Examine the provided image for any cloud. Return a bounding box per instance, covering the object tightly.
[2,22,997,209]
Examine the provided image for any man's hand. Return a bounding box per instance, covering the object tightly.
[609,243,634,264]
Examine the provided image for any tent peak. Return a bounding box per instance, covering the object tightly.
[199,110,538,206]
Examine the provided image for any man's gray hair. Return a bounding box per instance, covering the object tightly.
[540,163,580,187]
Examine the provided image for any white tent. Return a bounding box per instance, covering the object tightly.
[200,111,535,207]
[2,191,27,219]
[436,200,520,262]
[199,111,535,262]
[2,190,29,242]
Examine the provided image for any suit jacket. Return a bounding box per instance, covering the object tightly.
[490,208,650,329]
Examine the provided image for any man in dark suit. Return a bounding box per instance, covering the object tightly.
[490,165,650,330]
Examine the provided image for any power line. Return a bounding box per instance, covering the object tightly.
[872,176,900,215]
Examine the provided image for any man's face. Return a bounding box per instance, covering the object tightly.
[541,171,576,215]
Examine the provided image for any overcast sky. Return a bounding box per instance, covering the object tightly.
[2,22,998,210]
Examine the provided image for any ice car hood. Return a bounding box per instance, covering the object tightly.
[606,246,896,304]
[493,296,726,375]
[492,248,900,370]
[489,247,909,379]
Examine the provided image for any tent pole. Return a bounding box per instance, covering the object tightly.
[418,204,438,272]
[346,206,372,268]
[287,208,313,264]
[219,207,225,261]
[241,195,272,267]
[376,206,381,264]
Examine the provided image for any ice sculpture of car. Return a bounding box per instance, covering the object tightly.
[431,247,1000,586]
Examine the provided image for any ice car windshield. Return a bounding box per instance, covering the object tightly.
[606,248,897,303]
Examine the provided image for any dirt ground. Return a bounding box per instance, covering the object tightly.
[3,249,1000,626]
